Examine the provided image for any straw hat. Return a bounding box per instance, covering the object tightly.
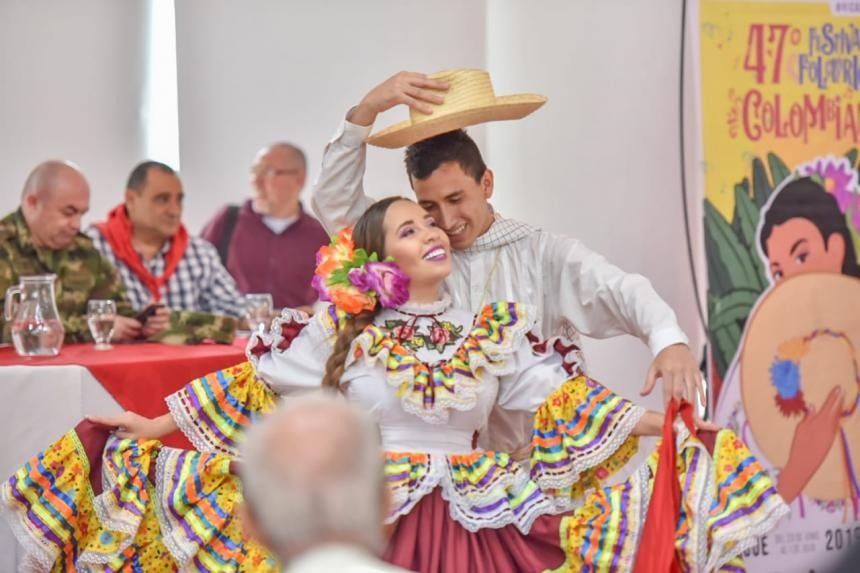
[740,273,860,500]
[366,69,547,149]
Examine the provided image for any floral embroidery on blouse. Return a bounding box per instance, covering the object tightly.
[383,318,465,354]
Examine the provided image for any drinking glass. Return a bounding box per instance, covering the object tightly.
[87,299,117,350]
[244,293,274,333]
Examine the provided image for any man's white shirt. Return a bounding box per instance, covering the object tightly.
[311,119,688,355]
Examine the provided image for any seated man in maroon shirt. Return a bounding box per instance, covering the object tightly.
[201,142,329,312]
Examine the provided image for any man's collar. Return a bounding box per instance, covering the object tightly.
[156,238,173,256]
[249,199,305,220]
[11,208,89,269]
[465,213,536,252]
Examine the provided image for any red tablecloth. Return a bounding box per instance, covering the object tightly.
[0,341,248,448]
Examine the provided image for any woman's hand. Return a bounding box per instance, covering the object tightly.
[86,411,177,440]
[776,387,844,504]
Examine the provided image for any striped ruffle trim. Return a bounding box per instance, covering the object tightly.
[166,362,276,456]
[350,301,536,424]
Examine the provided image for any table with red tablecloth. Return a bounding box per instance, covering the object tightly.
[0,340,249,569]
[0,340,247,450]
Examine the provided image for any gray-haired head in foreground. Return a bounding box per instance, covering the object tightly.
[240,394,384,558]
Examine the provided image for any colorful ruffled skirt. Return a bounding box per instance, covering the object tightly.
[1,370,787,572]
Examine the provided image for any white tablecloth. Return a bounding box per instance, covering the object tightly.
[0,364,123,571]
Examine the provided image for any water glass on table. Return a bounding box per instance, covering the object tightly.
[87,299,116,350]
[244,293,274,333]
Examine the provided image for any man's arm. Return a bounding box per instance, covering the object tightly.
[197,239,245,318]
[0,248,16,344]
[546,232,687,351]
[310,71,448,233]
[545,233,707,409]
[90,249,144,341]
[92,253,134,318]
[310,120,376,234]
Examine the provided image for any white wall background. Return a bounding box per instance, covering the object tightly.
[174,0,487,232]
[0,0,706,405]
[0,0,148,216]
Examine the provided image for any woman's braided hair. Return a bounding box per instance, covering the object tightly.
[321,197,405,391]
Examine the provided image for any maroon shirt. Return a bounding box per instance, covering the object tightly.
[200,201,329,308]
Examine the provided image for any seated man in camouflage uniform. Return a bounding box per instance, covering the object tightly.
[88,161,242,344]
[0,160,161,343]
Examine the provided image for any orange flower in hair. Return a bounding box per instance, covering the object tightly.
[329,286,376,315]
[312,227,410,315]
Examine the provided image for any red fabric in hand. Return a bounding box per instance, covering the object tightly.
[634,398,697,573]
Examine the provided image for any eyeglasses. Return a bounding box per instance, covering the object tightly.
[251,167,302,178]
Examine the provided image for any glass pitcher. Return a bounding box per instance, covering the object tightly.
[4,274,65,356]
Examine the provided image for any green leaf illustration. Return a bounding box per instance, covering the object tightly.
[752,157,772,208]
[733,183,758,248]
[767,152,791,189]
[713,322,743,378]
[705,229,733,298]
[733,185,767,285]
[709,289,760,331]
[846,148,858,169]
[705,200,764,292]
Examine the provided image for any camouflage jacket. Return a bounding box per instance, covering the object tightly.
[151,310,237,345]
[0,210,133,343]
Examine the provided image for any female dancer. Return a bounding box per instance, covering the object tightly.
[3,198,788,572]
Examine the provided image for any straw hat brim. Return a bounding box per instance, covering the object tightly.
[740,272,860,500]
[367,94,547,149]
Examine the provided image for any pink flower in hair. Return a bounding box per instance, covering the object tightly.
[348,262,410,309]
[798,156,860,230]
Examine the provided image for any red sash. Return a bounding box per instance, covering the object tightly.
[95,205,188,302]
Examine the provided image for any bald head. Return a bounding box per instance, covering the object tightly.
[20,160,90,250]
[240,395,384,560]
[257,142,306,170]
[250,142,307,218]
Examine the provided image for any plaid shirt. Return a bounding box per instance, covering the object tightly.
[464,213,535,252]
[87,228,244,317]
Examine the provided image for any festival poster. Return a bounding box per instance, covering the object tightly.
[695,1,860,570]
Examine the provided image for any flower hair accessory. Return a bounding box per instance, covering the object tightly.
[797,155,860,233]
[312,227,410,315]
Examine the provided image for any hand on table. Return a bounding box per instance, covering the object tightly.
[641,343,719,432]
[86,411,176,440]
[347,71,449,126]
[112,316,143,341]
[142,306,171,338]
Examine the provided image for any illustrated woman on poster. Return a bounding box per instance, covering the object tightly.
[714,157,860,566]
